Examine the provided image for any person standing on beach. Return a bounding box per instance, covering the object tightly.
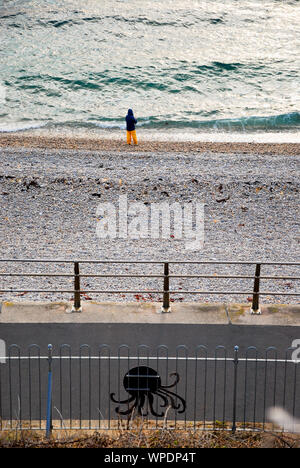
[125,108,138,145]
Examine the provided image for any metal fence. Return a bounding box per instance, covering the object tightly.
[0,344,299,435]
[0,259,299,313]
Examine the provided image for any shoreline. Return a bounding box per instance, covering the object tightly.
[0,133,299,155]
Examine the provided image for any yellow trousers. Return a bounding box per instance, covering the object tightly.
[127,130,138,145]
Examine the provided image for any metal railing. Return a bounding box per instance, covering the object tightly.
[0,259,299,314]
[0,344,299,435]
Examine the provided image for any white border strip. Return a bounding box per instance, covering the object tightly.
[1,356,299,363]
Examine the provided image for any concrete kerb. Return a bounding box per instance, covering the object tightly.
[0,301,299,325]
[228,303,300,326]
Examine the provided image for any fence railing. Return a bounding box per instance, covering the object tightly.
[0,259,299,314]
[0,344,299,435]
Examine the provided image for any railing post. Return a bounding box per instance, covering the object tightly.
[72,261,82,313]
[231,345,239,433]
[250,263,261,315]
[46,344,53,438]
[160,262,171,313]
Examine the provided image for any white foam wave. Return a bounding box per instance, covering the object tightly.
[89,120,151,130]
[90,121,126,130]
[0,122,48,133]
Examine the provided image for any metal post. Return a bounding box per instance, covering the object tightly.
[232,345,239,433]
[71,261,82,313]
[46,344,53,438]
[251,263,261,315]
[160,262,171,313]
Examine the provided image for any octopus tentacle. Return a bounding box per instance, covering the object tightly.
[115,399,137,415]
[161,372,180,389]
[110,393,135,404]
[161,389,186,413]
[158,389,179,410]
[155,390,169,408]
[148,392,164,417]
[138,393,148,417]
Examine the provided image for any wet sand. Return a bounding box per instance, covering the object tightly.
[0,133,299,155]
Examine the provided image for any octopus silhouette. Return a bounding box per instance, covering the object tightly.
[110,366,186,417]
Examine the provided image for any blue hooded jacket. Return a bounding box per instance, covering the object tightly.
[125,109,137,131]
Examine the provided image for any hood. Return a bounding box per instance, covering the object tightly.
[127,109,133,116]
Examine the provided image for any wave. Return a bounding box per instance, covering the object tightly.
[0,121,48,133]
[0,113,299,134]
[1,12,226,29]
[1,112,299,134]
[197,112,300,131]
[10,60,275,96]
[85,112,300,131]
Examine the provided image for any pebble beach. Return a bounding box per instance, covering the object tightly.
[0,135,299,304]
[0,134,299,156]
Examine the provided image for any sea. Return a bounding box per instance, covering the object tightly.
[0,0,299,143]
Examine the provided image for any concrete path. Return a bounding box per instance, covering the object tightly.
[1,300,300,326]
[0,301,299,428]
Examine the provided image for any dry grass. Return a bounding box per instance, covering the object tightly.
[0,428,299,448]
